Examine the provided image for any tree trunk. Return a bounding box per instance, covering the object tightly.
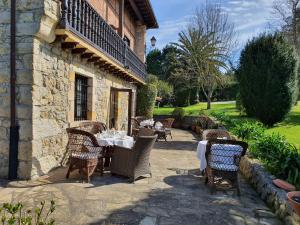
[206,89,213,110]
[207,97,211,110]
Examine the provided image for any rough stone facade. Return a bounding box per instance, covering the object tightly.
[0,0,139,179]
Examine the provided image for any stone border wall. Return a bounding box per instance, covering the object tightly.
[240,156,300,225]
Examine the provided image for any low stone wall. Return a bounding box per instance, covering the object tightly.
[240,156,300,225]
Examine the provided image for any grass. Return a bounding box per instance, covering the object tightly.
[154,101,300,147]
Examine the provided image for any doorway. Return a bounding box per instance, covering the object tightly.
[109,87,133,135]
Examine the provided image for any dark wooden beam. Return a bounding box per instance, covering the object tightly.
[72,48,86,54]
[61,42,78,49]
[81,53,94,59]
[128,0,144,23]
[88,57,100,63]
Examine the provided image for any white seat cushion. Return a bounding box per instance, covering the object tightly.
[210,162,238,171]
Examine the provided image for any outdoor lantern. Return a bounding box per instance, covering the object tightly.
[150,36,157,47]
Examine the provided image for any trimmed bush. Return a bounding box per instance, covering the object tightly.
[172,107,185,121]
[236,33,299,126]
[251,133,300,189]
[136,84,157,118]
[232,121,265,141]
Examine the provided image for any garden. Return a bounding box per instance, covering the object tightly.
[134,1,300,222]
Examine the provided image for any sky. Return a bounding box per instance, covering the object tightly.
[146,0,277,62]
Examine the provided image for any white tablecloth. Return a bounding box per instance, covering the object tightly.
[96,135,134,149]
[196,140,243,171]
[197,141,208,171]
[140,119,155,127]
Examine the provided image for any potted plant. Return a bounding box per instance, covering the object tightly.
[287,191,300,216]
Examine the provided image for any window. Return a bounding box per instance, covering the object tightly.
[74,74,88,121]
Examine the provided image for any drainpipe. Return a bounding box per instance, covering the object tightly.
[8,0,19,180]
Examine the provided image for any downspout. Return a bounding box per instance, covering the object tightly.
[8,0,19,180]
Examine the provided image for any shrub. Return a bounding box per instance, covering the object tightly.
[210,111,236,128]
[0,200,56,225]
[157,80,173,105]
[236,33,299,126]
[172,107,185,121]
[232,121,265,141]
[136,84,157,118]
[251,134,300,189]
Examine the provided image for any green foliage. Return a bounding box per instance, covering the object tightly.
[232,121,265,141]
[172,107,186,121]
[147,74,159,86]
[0,201,56,225]
[251,134,300,189]
[136,84,157,118]
[146,49,163,78]
[236,33,299,126]
[210,111,236,128]
[157,80,173,106]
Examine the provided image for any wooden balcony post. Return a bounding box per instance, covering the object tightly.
[61,0,69,27]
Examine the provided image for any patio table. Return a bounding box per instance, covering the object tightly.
[140,119,155,128]
[96,131,134,149]
[196,140,243,171]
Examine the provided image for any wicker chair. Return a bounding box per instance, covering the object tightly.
[79,121,107,134]
[202,129,232,140]
[160,118,175,140]
[205,139,248,195]
[135,116,147,123]
[131,118,140,137]
[138,127,155,136]
[66,128,103,182]
[110,135,157,182]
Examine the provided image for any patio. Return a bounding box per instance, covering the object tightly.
[0,129,282,225]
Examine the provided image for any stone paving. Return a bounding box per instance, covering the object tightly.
[0,129,283,225]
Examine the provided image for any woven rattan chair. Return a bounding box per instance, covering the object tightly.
[66,128,103,182]
[79,121,107,134]
[135,116,147,123]
[131,118,140,137]
[158,118,175,140]
[110,135,157,183]
[205,139,248,195]
[202,129,232,140]
[138,127,155,136]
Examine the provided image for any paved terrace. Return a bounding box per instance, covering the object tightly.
[0,130,282,225]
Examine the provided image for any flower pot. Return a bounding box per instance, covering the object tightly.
[273,179,296,192]
[195,126,203,137]
[191,125,196,132]
[287,191,300,216]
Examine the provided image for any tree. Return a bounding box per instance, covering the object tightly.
[273,0,300,47]
[173,2,235,109]
[146,49,163,78]
[236,33,299,126]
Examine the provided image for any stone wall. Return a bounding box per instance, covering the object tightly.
[0,0,11,177]
[240,156,300,225]
[0,0,138,179]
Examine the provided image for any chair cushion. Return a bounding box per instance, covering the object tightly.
[71,152,99,159]
[210,162,238,171]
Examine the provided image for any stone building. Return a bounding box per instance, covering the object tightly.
[0,0,158,179]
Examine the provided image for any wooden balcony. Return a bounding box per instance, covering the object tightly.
[56,0,147,84]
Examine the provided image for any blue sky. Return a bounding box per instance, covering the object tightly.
[146,0,276,62]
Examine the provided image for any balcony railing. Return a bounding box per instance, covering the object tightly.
[60,0,147,81]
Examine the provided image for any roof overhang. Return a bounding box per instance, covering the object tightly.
[126,0,159,29]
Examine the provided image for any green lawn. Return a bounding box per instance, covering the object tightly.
[154,101,300,147]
